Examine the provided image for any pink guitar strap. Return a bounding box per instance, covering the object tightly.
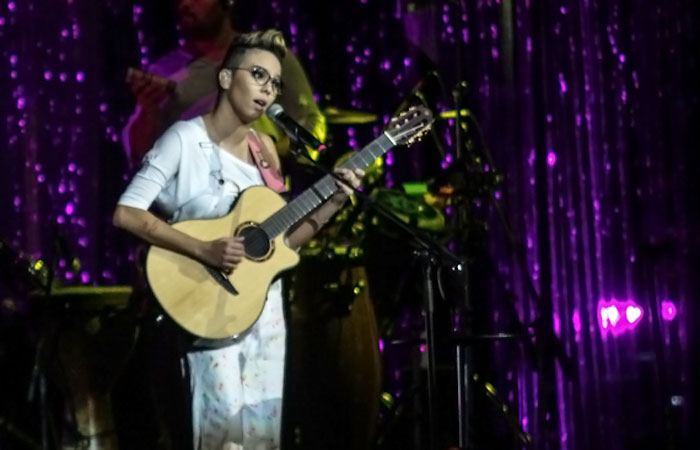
[247,130,288,193]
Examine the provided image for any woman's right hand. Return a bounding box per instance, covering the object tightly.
[199,237,245,272]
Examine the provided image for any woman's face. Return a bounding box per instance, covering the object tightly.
[221,49,281,124]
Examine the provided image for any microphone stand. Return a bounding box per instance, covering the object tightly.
[288,140,464,450]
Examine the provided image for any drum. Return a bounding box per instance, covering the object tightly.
[285,251,382,450]
[46,286,135,450]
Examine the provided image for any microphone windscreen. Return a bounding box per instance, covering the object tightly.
[267,103,284,119]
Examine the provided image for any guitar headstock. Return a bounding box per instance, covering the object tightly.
[385,105,434,146]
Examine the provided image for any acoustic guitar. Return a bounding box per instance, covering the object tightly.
[145,106,433,340]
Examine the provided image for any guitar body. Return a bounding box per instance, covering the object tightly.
[144,105,433,341]
[145,186,300,340]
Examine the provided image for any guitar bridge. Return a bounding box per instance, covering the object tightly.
[204,266,238,295]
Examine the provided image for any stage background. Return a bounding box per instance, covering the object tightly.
[1,1,698,449]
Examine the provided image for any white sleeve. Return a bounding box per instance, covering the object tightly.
[117,126,183,210]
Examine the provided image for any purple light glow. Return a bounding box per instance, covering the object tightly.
[572,309,582,333]
[598,299,644,338]
[65,202,75,215]
[547,151,557,166]
[660,300,677,322]
[378,339,384,352]
[558,73,568,93]
[385,151,394,166]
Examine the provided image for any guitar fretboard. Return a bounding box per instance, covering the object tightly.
[260,132,395,238]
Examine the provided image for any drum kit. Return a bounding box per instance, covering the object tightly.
[285,104,529,450]
[0,104,527,450]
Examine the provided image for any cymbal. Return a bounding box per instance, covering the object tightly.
[372,188,445,232]
[323,106,378,124]
[438,109,470,120]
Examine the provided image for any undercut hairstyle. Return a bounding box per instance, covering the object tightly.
[221,29,287,71]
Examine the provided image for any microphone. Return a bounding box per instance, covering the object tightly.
[267,103,323,150]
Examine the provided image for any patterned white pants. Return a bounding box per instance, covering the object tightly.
[187,281,286,450]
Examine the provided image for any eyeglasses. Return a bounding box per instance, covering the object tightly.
[231,65,282,96]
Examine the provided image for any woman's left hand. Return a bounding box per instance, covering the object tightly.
[331,168,364,204]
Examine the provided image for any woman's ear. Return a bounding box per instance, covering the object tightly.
[218,68,232,90]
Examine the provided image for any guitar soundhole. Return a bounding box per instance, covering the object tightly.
[238,224,271,260]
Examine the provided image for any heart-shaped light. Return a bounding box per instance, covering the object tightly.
[626,306,642,324]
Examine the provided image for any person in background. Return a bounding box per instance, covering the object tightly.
[123,0,325,166]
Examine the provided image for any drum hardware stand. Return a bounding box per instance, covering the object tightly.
[442,70,577,448]
[452,90,577,381]
[25,228,87,450]
[25,231,62,450]
[288,141,464,450]
[0,415,41,449]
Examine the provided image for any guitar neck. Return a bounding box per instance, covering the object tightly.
[261,132,396,238]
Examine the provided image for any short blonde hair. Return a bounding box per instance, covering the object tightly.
[221,29,287,70]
